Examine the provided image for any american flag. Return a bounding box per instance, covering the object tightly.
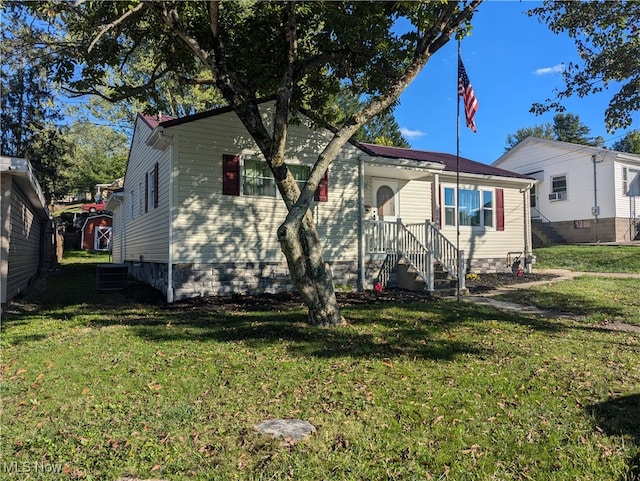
[458,55,478,133]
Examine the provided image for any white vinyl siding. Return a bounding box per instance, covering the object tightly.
[169,107,359,265]
[494,138,640,223]
[119,118,171,264]
[615,162,640,219]
[396,179,433,224]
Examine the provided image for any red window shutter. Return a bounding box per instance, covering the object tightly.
[496,188,505,231]
[315,170,328,202]
[145,173,149,212]
[222,154,241,196]
[153,162,159,208]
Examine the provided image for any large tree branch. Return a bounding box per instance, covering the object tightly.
[270,1,299,207]
[63,64,174,101]
[87,2,145,53]
[284,0,482,228]
[144,1,273,155]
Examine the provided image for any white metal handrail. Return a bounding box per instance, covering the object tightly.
[365,219,465,291]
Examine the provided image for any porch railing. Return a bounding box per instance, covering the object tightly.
[365,219,465,291]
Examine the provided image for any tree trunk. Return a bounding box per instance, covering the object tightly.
[278,211,345,327]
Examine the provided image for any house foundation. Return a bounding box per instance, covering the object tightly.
[126,260,359,301]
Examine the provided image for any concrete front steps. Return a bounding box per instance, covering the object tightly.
[395,258,467,296]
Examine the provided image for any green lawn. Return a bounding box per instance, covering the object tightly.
[495,276,640,326]
[1,252,639,480]
[501,245,640,325]
[533,245,640,273]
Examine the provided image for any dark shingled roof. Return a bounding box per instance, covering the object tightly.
[357,142,532,180]
[138,112,177,129]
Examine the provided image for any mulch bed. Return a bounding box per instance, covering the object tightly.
[126,273,561,311]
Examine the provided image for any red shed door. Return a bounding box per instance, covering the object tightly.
[95,226,112,251]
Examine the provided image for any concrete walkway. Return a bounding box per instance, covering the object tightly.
[459,269,640,324]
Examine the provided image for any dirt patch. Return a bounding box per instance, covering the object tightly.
[598,320,640,334]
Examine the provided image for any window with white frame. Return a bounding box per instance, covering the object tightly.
[625,167,640,197]
[443,187,494,228]
[550,174,567,200]
[148,168,156,209]
[138,182,144,215]
[129,189,135,220]
[288,164,311,192]
[482,190,494,227]
[243,158,276,197]
[444,187,456,226]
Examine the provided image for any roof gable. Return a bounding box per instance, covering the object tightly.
[494,136,640,167]
[138,112,178,129]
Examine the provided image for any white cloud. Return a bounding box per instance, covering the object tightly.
[535,63,564,76]
[400,127,426,139]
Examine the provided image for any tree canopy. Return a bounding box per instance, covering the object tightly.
[505,113,604,151]
[612,130,640,154]
[529,1,640,132]
[17,0,481,325]
[61,122,129,198]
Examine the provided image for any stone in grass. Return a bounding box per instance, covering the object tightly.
[253,418,316,443]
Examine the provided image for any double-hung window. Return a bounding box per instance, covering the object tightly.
[550,174,567,200]
[443,187,496,228]
[147,166,157,210]
[129,190,135,220]
[288,164,311,192]
[224,155,328,201]
[243,158,276,197]
[138,182,144,216]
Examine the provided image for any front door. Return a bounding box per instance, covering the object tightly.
[372,179,398,221]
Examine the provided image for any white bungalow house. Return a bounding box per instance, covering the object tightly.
[1,156,53,312]
[107,103,535,302]
[494,137,640,245]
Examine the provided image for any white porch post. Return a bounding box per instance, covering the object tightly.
[426,219,434,291]
[395,218,402,253]
[433,173,440,228]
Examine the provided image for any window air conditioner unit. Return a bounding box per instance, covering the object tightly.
[548,192,567,201]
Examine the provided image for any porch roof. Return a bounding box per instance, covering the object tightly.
[356,143,533,180]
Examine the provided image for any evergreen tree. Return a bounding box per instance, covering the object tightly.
[1,9,72,202]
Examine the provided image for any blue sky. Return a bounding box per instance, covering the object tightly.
[394,1,640,165]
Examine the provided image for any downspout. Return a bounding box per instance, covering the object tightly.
[357,155,365,291]
[166,135,175,303]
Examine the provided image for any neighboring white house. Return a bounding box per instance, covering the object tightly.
[494,137,640,244]
[107,103,535,302]
[1,156,53,312]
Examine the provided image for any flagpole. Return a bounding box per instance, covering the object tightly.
[456,40,461,303]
